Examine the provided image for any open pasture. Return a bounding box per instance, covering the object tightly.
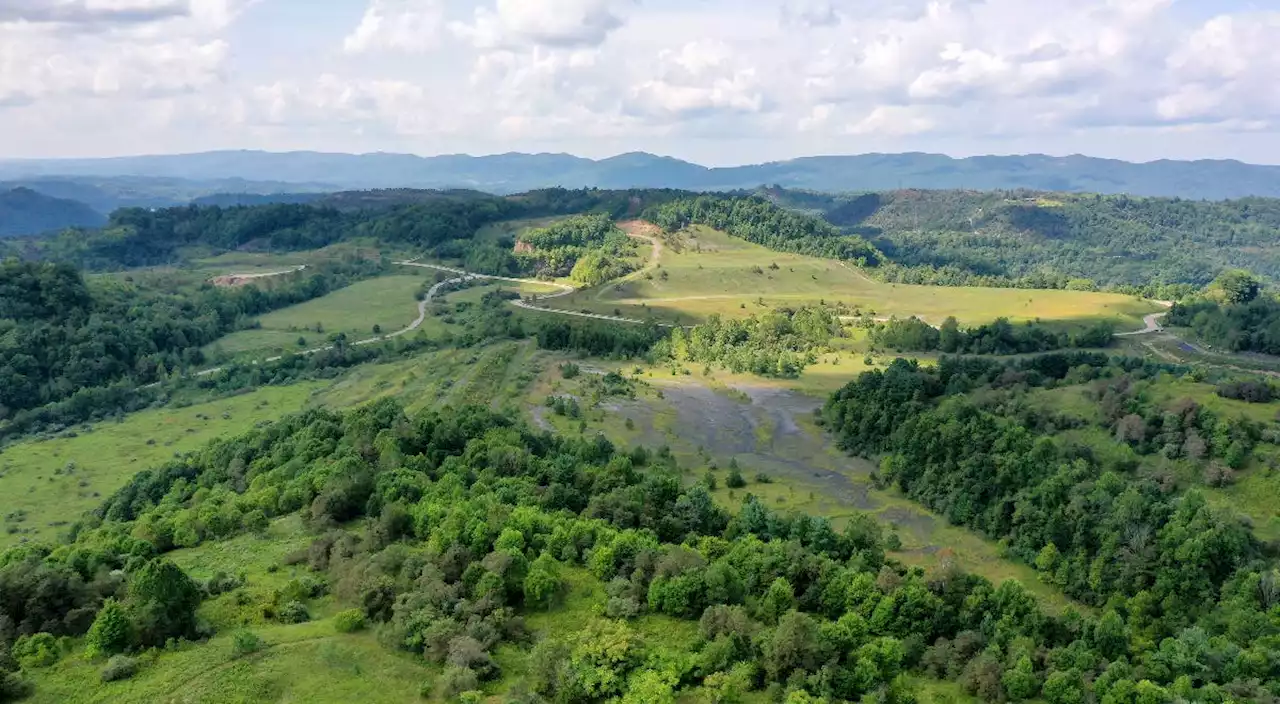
[553,225,1161,329]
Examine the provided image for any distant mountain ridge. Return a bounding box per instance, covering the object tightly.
[0,187,106,238]
[3,150,1279,200]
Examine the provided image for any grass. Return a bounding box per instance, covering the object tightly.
[0,383,324,549]
[26,620,433,704]
[314,341,545,414]
[551,225,1159,328]
[472,216,573,245]
[204,274,432,357]
[187,239,405,276]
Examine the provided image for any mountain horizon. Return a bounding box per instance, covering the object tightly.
[4,149,1280,201]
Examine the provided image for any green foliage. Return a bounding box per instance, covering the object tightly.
[646,195,882,265]
[277,601,311,624]
[785,188,1280,289]
[333,609,366,633]
[524,553,565,610]
[1167,296,1280,354]
[85,598,135,657]
[11,633,59,669]
[0,257,383,440]
[870,315,1114,354]
[127,559,203,648]
[99,654,139,683]
[232,630,263,658]
[656,308,839,378]
[1213,269,1261,304]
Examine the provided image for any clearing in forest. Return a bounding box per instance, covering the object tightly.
[555,225,1161,329]
[0,383,322,550]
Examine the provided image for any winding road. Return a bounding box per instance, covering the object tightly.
[1114,305,1172,337]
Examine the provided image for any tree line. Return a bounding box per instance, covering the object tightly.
[867,316,1114,355]
[644,195,883,266]
[821,353,1280,701]
[0,257,385,439]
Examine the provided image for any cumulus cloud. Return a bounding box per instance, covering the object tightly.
[450,0,630,50]
[5,0,1280,160]
[627,40,766,118]
[343,0,444,54]
[0,0,190,25]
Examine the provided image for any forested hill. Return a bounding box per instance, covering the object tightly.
[762,188,1280,288]
[6,150,1280,199]
[0,188,105,238]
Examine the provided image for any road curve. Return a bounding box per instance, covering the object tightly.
[194,268,478,377]
[1115,302,1173,337]
[396,260,683,328]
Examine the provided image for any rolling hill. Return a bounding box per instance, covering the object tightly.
[3,150,1280,199]
[0,187,105,237]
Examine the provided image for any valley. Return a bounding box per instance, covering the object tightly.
[4,189,1280,704]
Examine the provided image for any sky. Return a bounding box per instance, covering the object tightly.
[1,0,1279,166]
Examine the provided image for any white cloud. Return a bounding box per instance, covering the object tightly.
[450,0,630,50]
[4,0,1280,163]
[343,0,444,54]
[847,105,935,136]
[627,40,766,118]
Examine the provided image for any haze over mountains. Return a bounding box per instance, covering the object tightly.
[4,150,1280,201]
[3,149,1280,238]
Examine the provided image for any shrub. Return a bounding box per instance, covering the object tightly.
[333,609,366,633]
[12,633,60,669]
[232,630,263,658]
[85,598,135,657]
[726,468,747,489]
[278,601,310,624]
[755,473,773,484]
[100,655,139,683]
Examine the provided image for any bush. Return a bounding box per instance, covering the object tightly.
[559,362,581,379]
[755,473,773,484]
[100,655,139,683]
[12,633,60,669]
[437,665,480,699]
[232,630,263,658]
[333,609,366,633]
[278,601,310,624]
[86,598,135,657]
[726,468,747,489]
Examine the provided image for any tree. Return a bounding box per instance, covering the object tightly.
[1042,670,1085,704]
[760,578,795,624]
[524,553,564,610]
[127,559,202,647]
[1002,655,1041,701]
[85,599,135,657]
[1214,269,1261,304]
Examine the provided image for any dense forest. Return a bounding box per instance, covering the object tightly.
[0,257,384,437]
[11,395,1274,703]
[868,316,1114,355]
[1167,297,1280,355]
[762,187,1280,290]
[822,353,1280,700]
[645,195,883,266]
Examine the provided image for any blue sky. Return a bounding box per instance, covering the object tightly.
[2,0,1279,165]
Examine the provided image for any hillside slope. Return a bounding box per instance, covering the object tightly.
[0,187,105,237]
[5,150,1280,199]
[762,187,1280,286]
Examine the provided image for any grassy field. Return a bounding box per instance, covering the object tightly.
[550,225,1159,328]
[0,383,324,549]
[204,275,432,357]
[471,216,571,245]
[314,340,545,415]
[187,239,404,276]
